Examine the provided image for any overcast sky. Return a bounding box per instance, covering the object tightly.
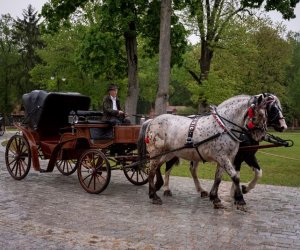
[0,0,299,32]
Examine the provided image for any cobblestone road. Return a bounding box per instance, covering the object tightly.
[0,132,299,249]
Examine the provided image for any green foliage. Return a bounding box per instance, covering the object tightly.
[0,14,23,112]
[140,0,188,67]
[12,5,44,94]
[241,0,300,19]
[77,26,126,79]
[287,35,300,120]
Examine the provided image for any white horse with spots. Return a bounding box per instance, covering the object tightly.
[162,93,287,198]
[138,94,269,210]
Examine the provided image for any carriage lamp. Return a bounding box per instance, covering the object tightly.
[68,111,79,125]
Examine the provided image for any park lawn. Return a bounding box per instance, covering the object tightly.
[166,132,300,187]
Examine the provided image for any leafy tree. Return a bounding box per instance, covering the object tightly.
[42,0,145,120]
[183,14,293,111]
[0,14,21,115]
[30,25,107,109]
[41,0,188,119]
[13,5,44,94]
[287,34,300,123]
[242,0,299,19]
[182,0,299,111]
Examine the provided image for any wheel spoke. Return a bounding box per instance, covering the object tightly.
[77,149,111,194]
[5,135,31,180]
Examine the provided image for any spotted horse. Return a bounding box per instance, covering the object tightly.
[138,94,270,210]
[162,93,288,200]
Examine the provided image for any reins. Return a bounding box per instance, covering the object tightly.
[210,106,249,143]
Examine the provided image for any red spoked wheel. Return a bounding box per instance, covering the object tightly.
[77,149,111,194]
[5,134,31,180]
[56,159,78,176]
[123,160,149,186]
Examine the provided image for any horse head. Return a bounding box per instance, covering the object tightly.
[245,94,268,142]
[263,93,287,132]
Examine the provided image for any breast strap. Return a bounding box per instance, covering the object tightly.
[185,116,200,146]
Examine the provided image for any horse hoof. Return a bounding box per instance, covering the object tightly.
[236,204,248,212]
[152,198,163,205]
[234,199,246,206]
[213,202,224,209]
[200,191,209,198]
[242,185,248,194]
[163,190,172,197]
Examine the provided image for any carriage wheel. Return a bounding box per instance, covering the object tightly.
[5,134,31,180]
[37,145,45,159]
[77,149,111,194]
[123,160,149,186]
[56,159,78,176]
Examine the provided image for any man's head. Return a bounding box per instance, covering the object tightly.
[108,84,118,97]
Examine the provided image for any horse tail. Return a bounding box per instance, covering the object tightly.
[137,119,152,163]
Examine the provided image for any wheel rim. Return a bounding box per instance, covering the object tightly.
[5,135,31,180]
[77,150,111,194]
[123,163,149,186]
[56,159,77,176]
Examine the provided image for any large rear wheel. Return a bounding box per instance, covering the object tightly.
[77,149,111,194]
[5,134,31,180]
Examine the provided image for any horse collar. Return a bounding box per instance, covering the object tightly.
[185,116,201,146]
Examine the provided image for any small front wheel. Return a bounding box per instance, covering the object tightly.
[56,159,77,176]
[5,134,31,180]
[123,161,149,186]
[77,149,111,194]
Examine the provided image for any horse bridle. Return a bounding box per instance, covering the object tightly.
[266,99,285,126]
[211,96,268,143]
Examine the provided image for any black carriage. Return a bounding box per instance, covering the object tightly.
[5,90,149,194]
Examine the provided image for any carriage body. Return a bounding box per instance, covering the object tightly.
[5,90,148,194]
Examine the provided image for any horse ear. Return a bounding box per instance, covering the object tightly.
[257,94,263,105]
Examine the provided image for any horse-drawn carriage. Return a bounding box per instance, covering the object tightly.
[5,90,149,194]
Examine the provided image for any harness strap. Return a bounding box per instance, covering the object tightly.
[211,107,244,142]
[185,116,200,146]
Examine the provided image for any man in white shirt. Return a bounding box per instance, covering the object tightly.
[102,84,130,124]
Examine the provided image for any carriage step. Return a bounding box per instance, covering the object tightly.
[39,169,51,173]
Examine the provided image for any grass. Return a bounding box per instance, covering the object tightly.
[167,132,300,187]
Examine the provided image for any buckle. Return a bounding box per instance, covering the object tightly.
[185,137,193,147]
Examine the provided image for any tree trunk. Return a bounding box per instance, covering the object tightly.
[124,21,139,124]
[199,40,214,81]
[154,0,172,115]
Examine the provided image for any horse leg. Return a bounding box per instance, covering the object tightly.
[189,161,208,197]
[148,159,163,205]
[231,157,242,197]
[209,165,225,209]
[242,155,262,194]
[163,164,173,196]
[155,166,164,191]
[218,158,246,210]
[162,157,179,196]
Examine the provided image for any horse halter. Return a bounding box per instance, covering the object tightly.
[265,96,285,125]
[245,95,268,132]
